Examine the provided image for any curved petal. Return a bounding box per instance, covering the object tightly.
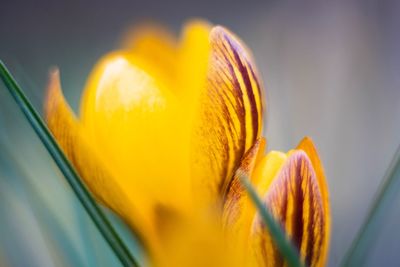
[191,26,265,206]
[177,20,212,98]
[44,69,159,251]
[221,138,266,264]
[223,139,287,264]
[223,138,266,227]
[297,137,331,266]
[251,151,327,267]
[45,70,124,209]
[78,52,194,219]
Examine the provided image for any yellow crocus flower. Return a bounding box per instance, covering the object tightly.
[44,19,330,266]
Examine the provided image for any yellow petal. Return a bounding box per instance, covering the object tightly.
[251,151,327,267]
[297,137,331,266]
[223,139,287,264]
[155,212,242,267]
[74,22,212,248]
[44,70,153,243]
[79,21,214,217]
[223,137,266,228]
[121,23,178,87]
[177,20,211,98]
[78,52,192,225]
[222,138,265,264]
[252,151,288,194]
[191,25,265,207]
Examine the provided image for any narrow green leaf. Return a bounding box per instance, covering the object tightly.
[0,60,139,267]
[341,145,400,266]
[239,173,305,267]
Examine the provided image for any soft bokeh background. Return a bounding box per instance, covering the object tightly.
[1,0,400,266]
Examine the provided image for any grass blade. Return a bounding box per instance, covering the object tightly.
[341,145,400,266]
[239,174,305,267]
[0,60,138,267]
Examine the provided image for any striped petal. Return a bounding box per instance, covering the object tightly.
[251,151,327,267]
[223,138,266,229]
[297,137,331,266]
[191,26,264,206]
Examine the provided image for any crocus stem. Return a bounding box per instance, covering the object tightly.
[342,145,400,266]
[239,173,305,267]
[0,60,138,267]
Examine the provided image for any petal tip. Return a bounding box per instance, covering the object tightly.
[44,68,63,120]
[209,25,254,59]
[298,136,314,147]
[210,25,233,38]
[182,19,212,37]
[185,18,211,27]
[291,149,311,162]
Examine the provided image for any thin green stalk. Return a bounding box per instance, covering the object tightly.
[239,174,305,267]
[0,60,138,267]
[341,145,400,266]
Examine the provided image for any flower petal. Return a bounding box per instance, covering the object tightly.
[121,24,178,87]
[44,69,157,249]
[223,137,266,228]
[251,151,327,267]
[177,20,212,98]
[223,139,287,264]
[297,137,331,265]
[221,138,267,265]
[191,26,265,206]
[45,70,121,208]
[79,51,194,217]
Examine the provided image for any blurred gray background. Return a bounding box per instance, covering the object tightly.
[1,0,400,266]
